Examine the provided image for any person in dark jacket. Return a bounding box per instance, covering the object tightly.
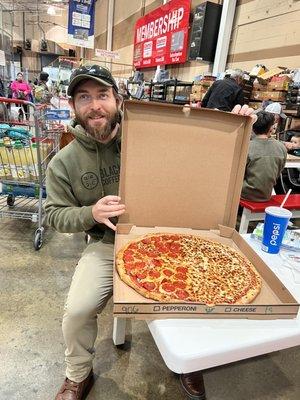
[0,76,5,97]
[201,69,245,111]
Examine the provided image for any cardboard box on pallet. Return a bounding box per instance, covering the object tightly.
[113,101,299,320]
[268,76,291,91]
[257,67,287,84]
[251,90,268,101]
[265,91,287,102]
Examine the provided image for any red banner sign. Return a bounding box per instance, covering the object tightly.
[133,0,191,69]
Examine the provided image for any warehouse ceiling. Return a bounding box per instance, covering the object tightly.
[0,0,69,13]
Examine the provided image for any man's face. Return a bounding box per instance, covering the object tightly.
[69,79,121,144]
[17,74,23,82]
[290,136,300,149]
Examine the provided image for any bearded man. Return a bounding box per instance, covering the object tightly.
[46,65,257,400]
[45,65,126,400]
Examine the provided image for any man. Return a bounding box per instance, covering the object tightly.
[34,71,52,104]
[45,65,256,400]
[241,111,287,202]
[264,102,287,137]
[201,69,245,111]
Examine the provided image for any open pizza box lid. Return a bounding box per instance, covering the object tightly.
[118,101,251,230]
[114,101,299,319]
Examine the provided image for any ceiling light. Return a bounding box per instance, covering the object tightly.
[47,6,56,16]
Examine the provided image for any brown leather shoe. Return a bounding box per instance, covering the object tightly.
[180,371,206,400]
[55,370,94,400]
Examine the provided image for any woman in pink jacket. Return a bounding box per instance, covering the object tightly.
[10,72,32,120]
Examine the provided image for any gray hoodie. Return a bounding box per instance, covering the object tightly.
[45,120,121,243]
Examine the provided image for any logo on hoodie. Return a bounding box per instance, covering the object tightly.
[81,172,99,190]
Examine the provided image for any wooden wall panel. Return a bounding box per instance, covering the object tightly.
[228,0,300,70]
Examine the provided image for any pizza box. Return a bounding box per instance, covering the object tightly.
[114,101,299,320]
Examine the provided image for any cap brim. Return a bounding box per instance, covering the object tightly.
[67,75,112,96]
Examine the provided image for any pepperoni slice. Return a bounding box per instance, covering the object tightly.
[147,250,160,257]
[124,249,134,256]
[162,282,176,292]
[173,281,186,289]
[163,269,173,277]
[131,276,142,286]
[169,235,180,241]
[143,282,156,291]
[153,259,162,267]
[169,252,179,259]
[149,270,160,279]
[125,263,136,271]
[169,243,181,252]
[135,261,146,269]
[124,254,134,262]
[175,289,189,300]
[175,272,187,281]
[142,238,152,244]
[136,271,147,279]
[176,267,188,274]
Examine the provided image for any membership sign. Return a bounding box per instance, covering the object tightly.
[68,0,95,49]
[133,0,191,68]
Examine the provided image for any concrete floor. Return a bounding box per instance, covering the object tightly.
[0,218,300,400]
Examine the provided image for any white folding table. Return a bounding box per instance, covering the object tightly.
[113,235,300,374]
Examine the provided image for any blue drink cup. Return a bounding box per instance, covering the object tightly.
[262,206,292,254]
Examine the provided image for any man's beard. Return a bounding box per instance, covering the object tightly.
[75,108,119,142]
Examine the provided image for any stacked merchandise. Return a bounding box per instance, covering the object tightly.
[286,82,300,116]
[151,82,166,101]
[249,65,290,109]
[241,75,255,105]
[190,76,215,104]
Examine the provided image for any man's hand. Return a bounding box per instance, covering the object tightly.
[231,104,257,125]
[92,195,125,231]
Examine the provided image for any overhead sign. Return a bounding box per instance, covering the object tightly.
[95,49,120,60]
[133,0,191,69]
[67,0,95,49]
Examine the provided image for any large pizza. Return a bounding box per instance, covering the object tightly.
[116,233,262,305]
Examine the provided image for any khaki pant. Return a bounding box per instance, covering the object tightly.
[62,240,114,382]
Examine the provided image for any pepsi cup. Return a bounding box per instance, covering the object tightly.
[262,206,292,254]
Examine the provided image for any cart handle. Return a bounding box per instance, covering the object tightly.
[0,96,32,105]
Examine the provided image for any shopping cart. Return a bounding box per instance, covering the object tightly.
[0,97,63,249]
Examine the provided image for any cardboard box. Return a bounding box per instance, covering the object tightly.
[265,91,287,102]
[268,76,291,91]
[249,65,267,77]
[257,67,286,83]
[114,101,299,320]
[251,90,268,101]
[253,82,268,91]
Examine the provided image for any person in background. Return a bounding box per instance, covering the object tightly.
[288,133,300,156]
[28,80,35,103]
[241,111,287,202]
[0,76,5,97]
[201,69,245,111]
[264,102,286,137]
[45,64,257,400]
[10,72,32,120]
[34,71,52,104]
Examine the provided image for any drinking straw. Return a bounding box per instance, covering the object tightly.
[280,189,292,208]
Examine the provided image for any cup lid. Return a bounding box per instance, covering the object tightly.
[265,206,292,218]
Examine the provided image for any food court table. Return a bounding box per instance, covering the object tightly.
[113,235,300,374]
